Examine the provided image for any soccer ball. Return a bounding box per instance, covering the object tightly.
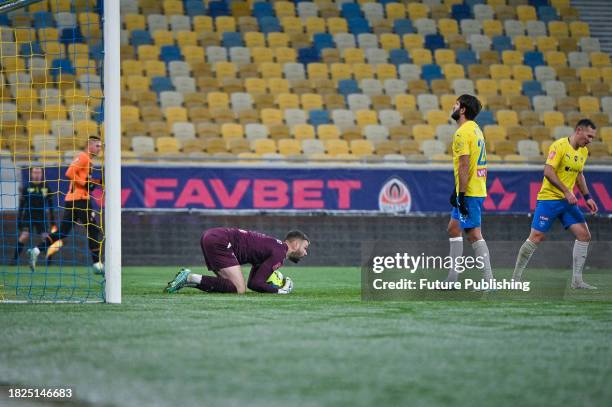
[267,270,285,288]
[92,262,105,275]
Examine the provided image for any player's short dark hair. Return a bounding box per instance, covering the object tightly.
[457,94,482,120]
[285,230,310,243]
[575,119,596,131]
[88,136,101,142]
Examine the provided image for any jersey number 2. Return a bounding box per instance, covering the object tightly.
[477,139,487,165]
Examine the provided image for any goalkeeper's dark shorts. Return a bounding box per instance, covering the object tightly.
[18,211,47,234]
[62,199,97,226]
[200,229,239,272]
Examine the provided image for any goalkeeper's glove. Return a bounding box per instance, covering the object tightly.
[277,277,293,294]
[449,189,458,208]
[88,178,102,192]
[457,192,469,217]
[50,224,58,233]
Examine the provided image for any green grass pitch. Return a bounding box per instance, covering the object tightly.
[1,266,611,407]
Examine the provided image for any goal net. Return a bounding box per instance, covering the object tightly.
[0,0,108,302]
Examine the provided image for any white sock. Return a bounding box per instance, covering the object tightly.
[472,239,493,281]
[512,239,537,281]
[187,273,202,285]
[32,247,40,255]
[446,237,463,282]
[572,240,589,282]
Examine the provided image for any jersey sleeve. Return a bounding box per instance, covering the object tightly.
[452,130,470,157]
[544,142,563,169]
[246,252,285,293]
[66,153,89,184]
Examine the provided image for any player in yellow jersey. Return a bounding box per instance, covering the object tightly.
[445,95,493,283]
[512,119,599,288]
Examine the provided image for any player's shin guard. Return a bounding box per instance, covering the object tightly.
[512,240,537,281]
[197,276,238,293]
[472,239,493,281]
[446,237,463,282]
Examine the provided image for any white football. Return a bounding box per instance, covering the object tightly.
[92,262,105,275]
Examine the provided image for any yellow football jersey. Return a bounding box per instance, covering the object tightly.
[538,137,588,200]
[452,120,487,197]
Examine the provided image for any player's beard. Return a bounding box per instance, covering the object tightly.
[451,107,461,121]
[288,253,302,263]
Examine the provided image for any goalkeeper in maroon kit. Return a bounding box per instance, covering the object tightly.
[164,228,309,294]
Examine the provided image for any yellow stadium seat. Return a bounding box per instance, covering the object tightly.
[144,60,166,77]
[548,22,569,39]
[386,3,406,19]
[281,17,303,34]
[484,125,507,144]
[411,48,433,65]
[476,79,498,97]
[513,36,535,52]
[394,94,416,111]
[569,22,590,38]
[153,30,174,47]
[261,108,283,126]
[331,63,353,81]
[274,1,295,17]
[215,61,237,79]
[252,139,276,155]
[579,96,600,114]
[278,139,302,156]
[193,16,213,32]
[517,5,537,21]
[376,64,397,80]
[122,60,143,76]
[500,79,521,97]
[403,34,424,50]
[244,32,265,48]
[301,94,323,111]
[293,124,315,140]
[380,34,401,51]
[268,78,289,95]
[545,51,567,67]
[122,106,140,123]
[325,139,350,156]
[443,64,465,81]
[207,92,229,110]
[126,75,150,91]
[343,48,365,64]
[601,67,612,84]
[41,40,63,56]
[138,45,160,61]
[216,16,236,33]
[496,110,519,127]
[156,137,180,155]
[490,64,512,80]
[164,106,188,125]
[551,0,570,7]
[483,20,503,37]
[27,119,49,136]
[317,124,340,140]
[305,17,326,35]
[275,47,296,64]
[543,111,565,128]
[579,67,601,84]
[591,52,611,68]
[426,110,449,127]
[38,27,59,42]
[435,49,456,65]
[251,47,274,64]
[327,17,348,34]
[438,18,459,37]
[356,110,378,127]
[221,123,244,140]
[501,50,523,66]
[14,28,36,42]
[408,3,429,20]
[245,78,267,95]
[308,63,329,80]
[277,93,300,110]
[176,31,197,47]
[124,14,145,31]
[183,46,205,64]
[76,120,98,138]
[259,62,282,78]
[536,36,558,52]
[512,65,533,81]
[439,95,456,113]
[163,0,184,15]
[351,139,374,156]
[412,124,435,142]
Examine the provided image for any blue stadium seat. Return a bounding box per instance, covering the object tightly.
[60,28,84,45]
[185,0,207,17]
[208,1,230,17]
[160,45,182,63]
[380,0,399,4]
[151,76,174,93]
[298,47,320,64]
[524,51,545,69]
[21,42,44,56]
[529,0,549,8]
[456,49,477,69]
[259,16,281,33]
[475,110,495,127]
[390,49,411,66]
[253,2,274,18]
[310,110,330,127]
[522,80,544,99]
[451,4,472,21]
[51,59,75,80]
[0,14,8,26]
[131,30,153,47]
[338,79,360,96]
[537,6,559,23]
[347,18,370,35]
[492,36,513,52]
[313,33,335,53]
[341,3,363,19]
[33,12,55,29]
[422,63,444,84]
[465,0,485,7]
[93,104,104,124]
[223,32,243,48]
[89,42,104,61]
[393,19,414,36]
[424,34,445,51]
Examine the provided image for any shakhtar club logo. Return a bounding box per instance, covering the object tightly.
[378,177,411,213]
